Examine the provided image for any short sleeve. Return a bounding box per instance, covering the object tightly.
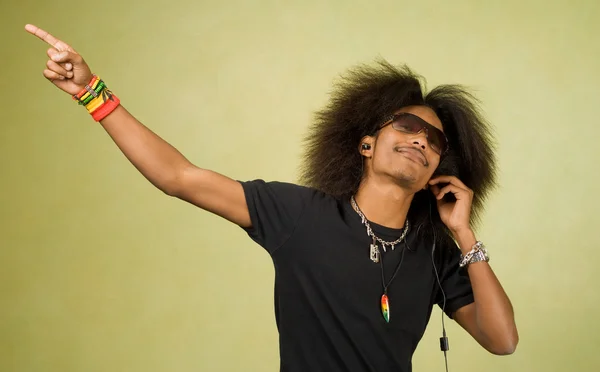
[239,179,311,254]
[436,242,474,319]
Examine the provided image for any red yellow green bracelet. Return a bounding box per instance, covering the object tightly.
[72,74,120,122]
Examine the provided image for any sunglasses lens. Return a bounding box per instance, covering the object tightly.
[392,115,422,133]
[427,128,447,154]
[392,115,447,154]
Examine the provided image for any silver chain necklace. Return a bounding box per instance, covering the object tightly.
[350,195,409,263]
[351,195,411,323]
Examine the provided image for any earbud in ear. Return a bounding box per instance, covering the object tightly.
[361,143,371,150]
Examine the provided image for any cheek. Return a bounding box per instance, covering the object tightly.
[373,143,396,165]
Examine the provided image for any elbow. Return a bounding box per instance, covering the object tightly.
[162,177,185,197]
[160,167,188,197]
[161,163,199,198]
[490,344,517,356]
[161,178,181,197]
[162,184,180,197]
[488,331,519,356]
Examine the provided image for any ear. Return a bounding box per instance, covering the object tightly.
[359,135,374,157]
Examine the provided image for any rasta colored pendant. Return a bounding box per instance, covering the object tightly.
[378,245,407,323]
[349,196,408,324]
[381,293,390,322]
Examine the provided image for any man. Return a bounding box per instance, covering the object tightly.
[25,23,518,372]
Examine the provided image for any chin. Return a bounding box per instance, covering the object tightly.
[392,172,418,189]
[391,170,431,193]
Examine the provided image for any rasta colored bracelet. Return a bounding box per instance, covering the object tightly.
[72,74,120,122]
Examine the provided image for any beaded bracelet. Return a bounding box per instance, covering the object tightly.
[72,74,120,122]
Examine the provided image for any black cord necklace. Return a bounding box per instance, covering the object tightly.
[350,196,409,322]
[379,244,407,322]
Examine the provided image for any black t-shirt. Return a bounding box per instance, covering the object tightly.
[240,180,473,372]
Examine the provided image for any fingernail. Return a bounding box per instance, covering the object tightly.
[66,63,72,70]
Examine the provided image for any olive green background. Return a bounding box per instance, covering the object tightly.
[1,1,599,371]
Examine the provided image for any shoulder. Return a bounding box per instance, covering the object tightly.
[240,179,341,220]
[239,179,340,251]
[240,179,334,203]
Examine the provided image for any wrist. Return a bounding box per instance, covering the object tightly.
[72,74,120,122]
[451,228,477,253]
[459,240,489,268]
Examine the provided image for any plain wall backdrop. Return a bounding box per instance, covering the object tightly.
[1,0,599,371]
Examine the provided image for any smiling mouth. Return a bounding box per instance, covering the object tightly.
[395,148,428,166]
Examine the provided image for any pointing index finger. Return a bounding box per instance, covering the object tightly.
[25,24,74,52]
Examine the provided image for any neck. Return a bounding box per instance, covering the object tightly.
[354,179,415,229]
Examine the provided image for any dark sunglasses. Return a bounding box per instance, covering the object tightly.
[380,112,448,155]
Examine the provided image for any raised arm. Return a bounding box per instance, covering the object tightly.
[25,24,251,228]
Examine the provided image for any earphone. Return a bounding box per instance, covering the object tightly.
[361,143,371,150]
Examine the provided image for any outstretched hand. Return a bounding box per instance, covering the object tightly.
[25,24,92,95]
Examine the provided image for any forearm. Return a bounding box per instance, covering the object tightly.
[454,230,519,353]
[99,105,192,195]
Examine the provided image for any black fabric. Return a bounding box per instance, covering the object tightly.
[241,180,474,372]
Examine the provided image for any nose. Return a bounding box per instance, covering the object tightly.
[410,129,429,150]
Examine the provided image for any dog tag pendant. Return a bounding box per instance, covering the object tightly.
[370,243,379,263]
[381,293,390,322]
